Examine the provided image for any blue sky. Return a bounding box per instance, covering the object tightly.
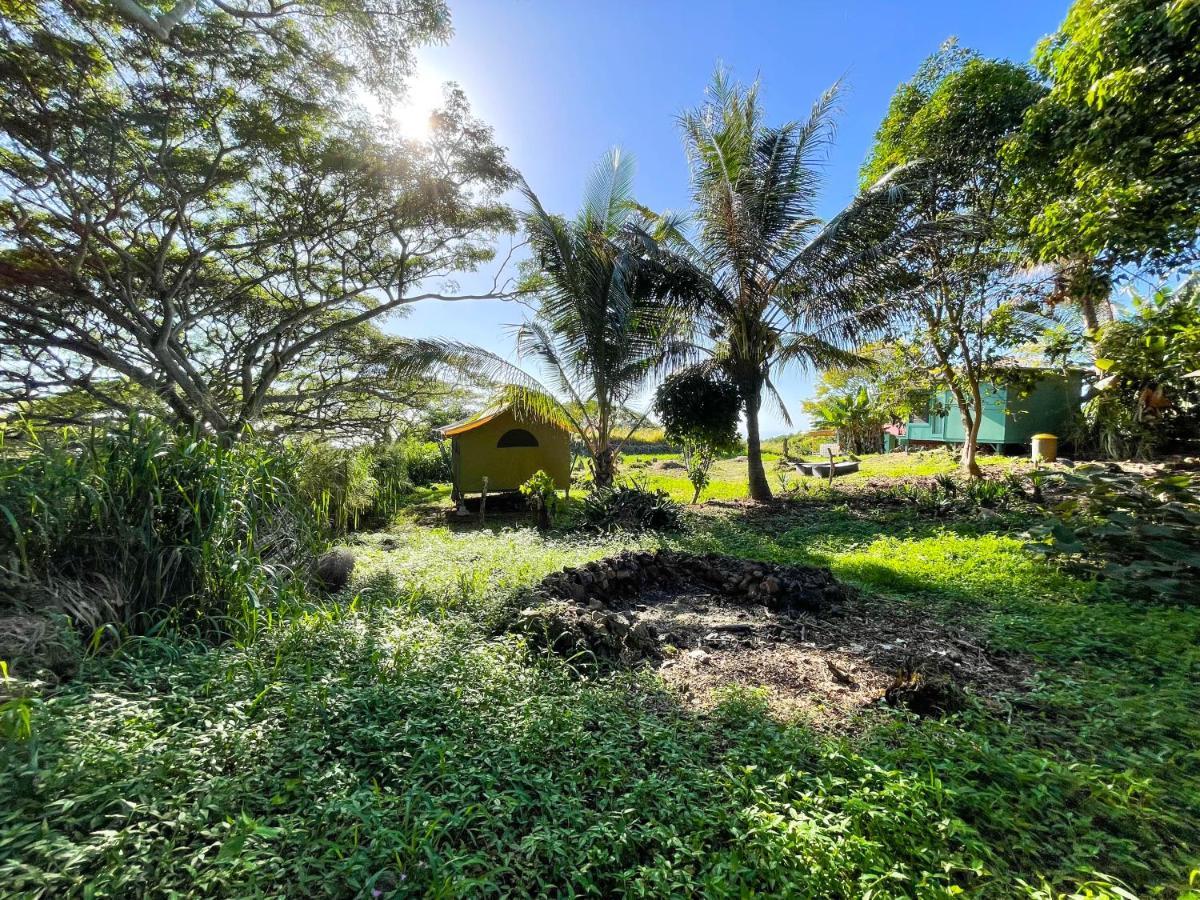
[396,0,1071,437]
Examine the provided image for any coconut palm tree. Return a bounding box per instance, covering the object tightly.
[457,149,690,488]
[648,71,925,500]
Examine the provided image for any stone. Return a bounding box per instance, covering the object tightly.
[315,548,354,593]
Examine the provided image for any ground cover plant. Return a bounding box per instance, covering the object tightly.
[1026,465,1200,603]
[3,0,1200,896]
[2,450,1199,897]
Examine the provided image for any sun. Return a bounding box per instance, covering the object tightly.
[391,68,445,141]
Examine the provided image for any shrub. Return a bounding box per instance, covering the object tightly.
[0,419,316,641]
[520,470,559,530]
[1085,278,1200,459]
[402,438,451,486]
[654,368,741,502]
[580,482,682,532]
[1026,466,1200,603]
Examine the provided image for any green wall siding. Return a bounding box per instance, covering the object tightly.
[901,374,1082,447]
[1003,374,1084,443]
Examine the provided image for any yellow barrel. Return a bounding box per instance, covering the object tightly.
[1031,433,1058,463]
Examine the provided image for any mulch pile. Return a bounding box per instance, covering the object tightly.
[512,550,1028,726]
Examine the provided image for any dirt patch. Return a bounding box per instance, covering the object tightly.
[513,551,1027,727]
[652,592,1014,726]
[650,459,686,472]
[658,643,895,724]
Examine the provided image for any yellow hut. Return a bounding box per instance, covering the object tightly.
[438,405,571,504]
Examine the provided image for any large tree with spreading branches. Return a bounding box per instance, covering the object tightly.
[0,0,516,437]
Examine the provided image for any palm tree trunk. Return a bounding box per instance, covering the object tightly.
[744,381,773,502]
[1068,255,1105,333]
[1079,296,1100,334]
[591,446,615,489]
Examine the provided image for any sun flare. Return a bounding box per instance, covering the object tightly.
[391,68,446,141]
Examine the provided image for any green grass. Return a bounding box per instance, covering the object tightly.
[2,467,1198,897]
[622,449,1026,504]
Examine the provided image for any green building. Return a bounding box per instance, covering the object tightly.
[892,370,1084,453]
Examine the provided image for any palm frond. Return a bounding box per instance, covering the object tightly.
[579,147,636,236]
[774,331,872,373]
[762,375,794,429]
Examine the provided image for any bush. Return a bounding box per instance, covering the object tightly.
[0,419,316,641]
[402,438,450,486]
[580,482,682,532]
[1085,278,1200,459]
[654,368,741,450]
[295,438,448,535]
[520,470,559,530]
[1025,466,1200,603]
[654,368,741,502]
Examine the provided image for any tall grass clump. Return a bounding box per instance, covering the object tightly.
[0,419,317,640]
[296,441,381,535]
[295,437,450,536]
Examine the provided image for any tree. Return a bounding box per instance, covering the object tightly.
[652,70,925,501]
[100,0,449,95]
[802,348,931,455]
[802,387,882,456]
[863,44,1049,475]
[496,149,688,488]
[1086,277,1200,458]
[654,366,741,502]
[0,0,515,438]
[1006,0,1200,278]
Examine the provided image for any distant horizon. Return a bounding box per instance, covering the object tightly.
[388,0,1072,438]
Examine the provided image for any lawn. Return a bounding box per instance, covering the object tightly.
[1,455,1198,897]
[624,448,1027,503]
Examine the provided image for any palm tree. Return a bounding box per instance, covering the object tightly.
[468,149,688,488]
[649,71,923,500]
[804,387,884,455]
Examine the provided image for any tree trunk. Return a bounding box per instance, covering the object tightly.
[1078,295,1100,334]
[957,382,984,478]
[959,423,983,477]
[1066,255,1106,333]
[591,446,615,489]
[744,382,772,502]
